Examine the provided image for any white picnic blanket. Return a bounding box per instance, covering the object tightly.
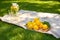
[0,10,60,38]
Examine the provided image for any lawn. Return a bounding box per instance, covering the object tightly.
[0,0,60,40]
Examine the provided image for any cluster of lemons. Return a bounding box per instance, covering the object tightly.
[26,18,49,32]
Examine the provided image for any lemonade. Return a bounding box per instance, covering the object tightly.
[10,3,19,15]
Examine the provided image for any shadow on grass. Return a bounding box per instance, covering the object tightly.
[19,2,60,13]
[0,21,59,40]
[0,21,25,40]
[0,2,60,16]
[0,2,60,40]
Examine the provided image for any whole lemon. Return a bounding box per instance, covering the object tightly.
[42,24,48,30]
[27,25,33,30]
[33,18,40,22]
[33,25,39,30]
[26,21,33,30]
[38,23,43,29]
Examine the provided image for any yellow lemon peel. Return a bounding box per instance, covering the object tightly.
[26,18,49,32]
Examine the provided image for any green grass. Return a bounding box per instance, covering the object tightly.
[0,1,60,40]
[0,1,60,16]
[0,21,59,40]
